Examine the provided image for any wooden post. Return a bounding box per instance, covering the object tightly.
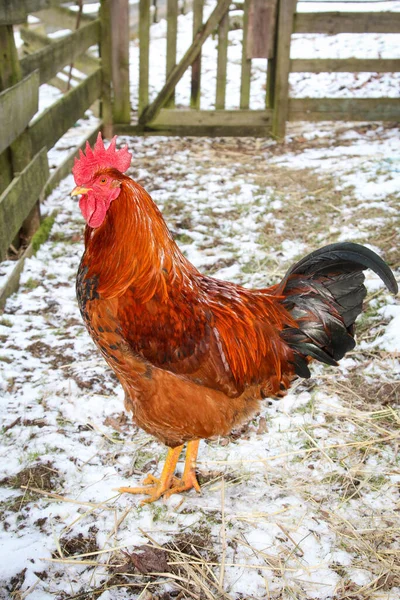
[240,0,251,109]
[247,0,278,59]
[139,0,150,117]
[166,0,178,108]
[216,7,229,109]
[111,0,130,124]
[190,0,203,109]
[271,0,296,139]
[266,1,278,109]
[99,0,113,137]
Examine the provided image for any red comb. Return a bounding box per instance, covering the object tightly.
[72,132,132,185]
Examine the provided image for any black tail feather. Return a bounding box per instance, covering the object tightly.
[281,242,398,295]
[278,242,398,378]
[293,355,312,379]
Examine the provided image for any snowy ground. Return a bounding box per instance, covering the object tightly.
[1,123,399,600]
[0,2,400,600]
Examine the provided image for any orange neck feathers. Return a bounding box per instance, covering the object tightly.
[83,177,197,301]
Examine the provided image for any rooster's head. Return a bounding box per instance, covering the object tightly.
[71,132,132,228]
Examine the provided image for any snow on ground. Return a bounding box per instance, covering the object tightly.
[1,2,399,599]
[1,125,399,600]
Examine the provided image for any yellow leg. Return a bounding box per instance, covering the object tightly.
[116,440,201,504]
[164,439,201,499]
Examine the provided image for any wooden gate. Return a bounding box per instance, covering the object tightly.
[102,0,400,139]
[115,0,291,138]
[111,0,400,140]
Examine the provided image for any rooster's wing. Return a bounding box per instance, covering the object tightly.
[116,276,295,399]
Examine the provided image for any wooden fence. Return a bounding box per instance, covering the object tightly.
[0,0,105,308]
[286,8,400,125]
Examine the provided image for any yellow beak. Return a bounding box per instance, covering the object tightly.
[71,186,92,197]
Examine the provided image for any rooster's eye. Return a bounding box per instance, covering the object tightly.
[100,178,107,184]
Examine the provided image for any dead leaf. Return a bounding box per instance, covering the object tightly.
[257,416,268,435]
[104,413,128,433]
[128,545,170,575]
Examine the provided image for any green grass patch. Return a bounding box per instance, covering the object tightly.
[175,233,194,244]
[32,213,57,255]
[0,317,12,327]
[25,278,40,290]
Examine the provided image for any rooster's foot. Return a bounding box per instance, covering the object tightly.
[117,470,200,504]
[117,480,174,504]
[116,440,201,505]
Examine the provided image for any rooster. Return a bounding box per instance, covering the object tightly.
[71,133,398,504]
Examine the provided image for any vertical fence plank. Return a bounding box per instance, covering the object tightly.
[215,7,229,109]
[111,0,130,123]
[272,0,296,138]
[166,0,178,108]
[266,58,276,108]
[0,149,13,197]
[139,0,150,116]
[99,0,113,137]
[190,0,203,109]
[14,131,39,242]
[240,0,251,109]
[0,25,21,90]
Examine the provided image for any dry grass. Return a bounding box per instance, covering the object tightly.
[18,380,399,599]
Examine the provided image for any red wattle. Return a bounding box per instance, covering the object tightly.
[79,193,107,228]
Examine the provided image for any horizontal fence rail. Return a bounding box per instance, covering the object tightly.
[0,0,60,24]
[290,58,400,73]
[33,5,95,29]
[293,11,400,34]
[0,70,39,154]
[144,108,272,136]
[0,147,49,260]
[29,67,102,155]
[20,19,100,85]
[288,97,400,121]
[286,7,400,129]
[19,26,100,92]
